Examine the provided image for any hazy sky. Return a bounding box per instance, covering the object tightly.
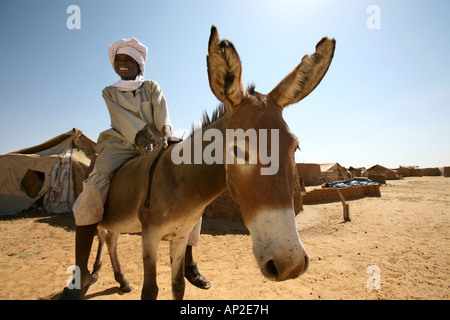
[0,0,449,168]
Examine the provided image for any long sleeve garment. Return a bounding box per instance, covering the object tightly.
[102,80,173,145]
[73,80,173,226]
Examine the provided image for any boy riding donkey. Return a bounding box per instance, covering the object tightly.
[61,37,210,299]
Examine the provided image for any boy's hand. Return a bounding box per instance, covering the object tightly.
[135,132,156,154]
[136,125,171,153]
[162,125,172,149]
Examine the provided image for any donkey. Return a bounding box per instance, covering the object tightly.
[94,26,335,300]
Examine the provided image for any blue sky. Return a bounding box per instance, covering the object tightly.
[0,0,449,168]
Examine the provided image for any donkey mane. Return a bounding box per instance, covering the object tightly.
[190,103,227,137]
[190,83,257,137]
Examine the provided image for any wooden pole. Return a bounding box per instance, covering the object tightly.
[336,189,351,222]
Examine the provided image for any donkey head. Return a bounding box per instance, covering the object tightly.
[207,26,335,281]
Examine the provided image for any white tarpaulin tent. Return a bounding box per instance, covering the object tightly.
[0,129,96,216]
[319,163,351,182]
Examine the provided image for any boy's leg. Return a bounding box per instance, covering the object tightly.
[60,173,109,300]
[185,218,211,289]
[185,218,202,267]
[62,141,140,299]
[75,223,98,288]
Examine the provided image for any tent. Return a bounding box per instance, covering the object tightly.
[296,163,322,186]
[319,163,350,182]
[0,129,96,216]
[362,164,398,180]
[348,166,365,178]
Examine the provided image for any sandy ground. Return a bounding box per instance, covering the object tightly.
[0,176,449,300]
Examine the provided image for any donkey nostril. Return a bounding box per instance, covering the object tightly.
[265,260,279,279]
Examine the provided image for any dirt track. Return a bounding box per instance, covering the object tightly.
[0,177,448,300]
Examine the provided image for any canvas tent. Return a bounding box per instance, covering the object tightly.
[0,129,96,216]
[348,166,365,178]
[296,163,322,186]
[362,164,398,180]
[319,163,350,182]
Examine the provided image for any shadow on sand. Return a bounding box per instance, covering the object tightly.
[2,206,249,236]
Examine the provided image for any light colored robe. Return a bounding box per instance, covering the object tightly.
[73,80,202,245]
[102,79,173,146]
[73,80,172,226]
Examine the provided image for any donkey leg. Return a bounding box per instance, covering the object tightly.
[141,228,160,300]
[169,237,188,300]
[91,227,106,281]
[105,231,133,293]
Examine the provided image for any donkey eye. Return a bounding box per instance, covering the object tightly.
[233,145,249,162]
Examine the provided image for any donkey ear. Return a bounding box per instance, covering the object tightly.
[207,25,246,111]
[268,37,335,108]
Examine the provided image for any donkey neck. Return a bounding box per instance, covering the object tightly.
[163,114,229,210]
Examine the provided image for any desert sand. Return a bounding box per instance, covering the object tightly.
[0,176,448,300]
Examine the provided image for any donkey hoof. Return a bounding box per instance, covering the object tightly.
[120,283,134,293]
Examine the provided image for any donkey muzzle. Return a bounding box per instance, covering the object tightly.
[248,209,309,281]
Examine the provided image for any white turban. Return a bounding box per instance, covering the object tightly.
[108,37,148,91]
